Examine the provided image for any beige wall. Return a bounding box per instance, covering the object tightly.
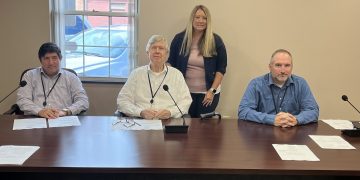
[0,0,51,114]
[1,0,360,120]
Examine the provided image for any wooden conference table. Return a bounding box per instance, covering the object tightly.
[0,115,359,179]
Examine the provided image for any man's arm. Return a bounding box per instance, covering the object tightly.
[117,70,143,117]
[294,80,319,124]
[67,74,89,115]
[16,71,43,115]
[238,80,275,125]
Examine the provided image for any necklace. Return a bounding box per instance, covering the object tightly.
[147,65,168,104]
[40,72,61,107]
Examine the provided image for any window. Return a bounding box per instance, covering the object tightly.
[52,0,137,83]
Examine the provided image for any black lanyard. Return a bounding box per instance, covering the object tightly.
[40,72,61,107]
[270,85,288,114]
[147,65,168,104]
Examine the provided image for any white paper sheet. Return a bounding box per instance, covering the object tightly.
[272,144,320,161]
[48,116,81,128]
[13,118,47,130]
[321,119,354,130]
[112,119,163,130]
[309,135,356,149]
[0,145,40,165]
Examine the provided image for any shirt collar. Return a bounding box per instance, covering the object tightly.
[40,67,62,78]
[147,64,167,75]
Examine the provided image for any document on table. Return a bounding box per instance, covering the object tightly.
[309,135,355,149]
[272,144,320,161]
[13,116,81,130]
[112,119,163,130]
[0,145,40,165]
[48,116,81,128]
[321,119,354,130]
[13,118,47,130]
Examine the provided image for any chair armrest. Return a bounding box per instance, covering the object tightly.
[114,110,128,117]
[3,104,20,115]
[77,110,86,116]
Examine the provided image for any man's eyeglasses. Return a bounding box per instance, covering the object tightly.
[112,119,141,128]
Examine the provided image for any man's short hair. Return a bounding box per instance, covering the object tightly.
[38,42,62,61]
[145,35,169,53]
[270,49,292,63]
[271,49,292,59]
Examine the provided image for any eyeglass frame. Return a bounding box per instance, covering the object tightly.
[112,118,141,128]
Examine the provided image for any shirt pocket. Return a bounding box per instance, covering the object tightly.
[282,98,300,114]
[258,93,273,112]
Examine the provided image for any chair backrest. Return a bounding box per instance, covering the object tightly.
[63,68,77,76]
[20,68,35,82]
[4,68,78,115]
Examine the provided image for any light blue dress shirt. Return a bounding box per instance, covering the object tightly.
[16,67,89,115]
[238,73,319,125]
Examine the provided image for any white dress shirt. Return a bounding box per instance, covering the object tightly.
[117,65,192,118]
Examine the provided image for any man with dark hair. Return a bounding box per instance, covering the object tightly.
[17,42,89,119]
[238,49,319,127]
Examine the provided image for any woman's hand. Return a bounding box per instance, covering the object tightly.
[202,90,214,107]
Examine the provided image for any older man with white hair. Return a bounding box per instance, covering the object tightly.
[117,35,192,119]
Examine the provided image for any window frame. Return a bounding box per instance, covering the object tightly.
[51,0,138,83]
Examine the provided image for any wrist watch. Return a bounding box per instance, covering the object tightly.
[62,108,72,116]
[209,88,216,94]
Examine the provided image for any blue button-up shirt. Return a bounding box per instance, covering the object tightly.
[238,73,319,125]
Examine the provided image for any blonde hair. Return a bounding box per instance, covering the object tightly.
[180,5,217,57]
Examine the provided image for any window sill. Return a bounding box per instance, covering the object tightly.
[80,77,127,84]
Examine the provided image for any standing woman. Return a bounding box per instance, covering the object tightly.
[168,5,227,118]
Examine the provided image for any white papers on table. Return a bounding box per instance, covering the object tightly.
[309,135,355,149]
[272,144,320,161]
[13,116,81,130]
[112,119,163,130]
[13,118,47,130]
[321,119,354,130]
[0,145,40,165]
[48,116,81,128]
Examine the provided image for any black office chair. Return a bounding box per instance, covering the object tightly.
[114,110,128,117]
[3,68,79,115]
